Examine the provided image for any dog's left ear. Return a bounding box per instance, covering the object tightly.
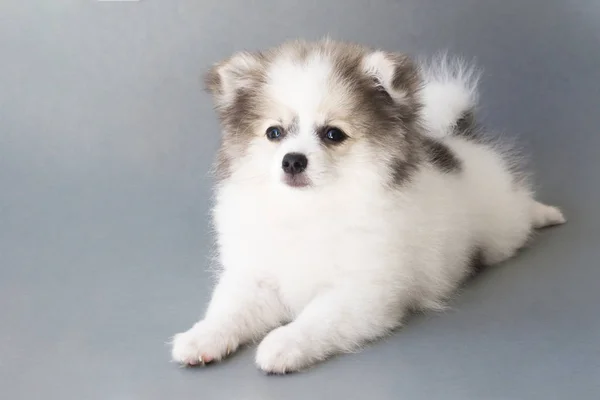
[204,51,265,107]
[362,51,420,108]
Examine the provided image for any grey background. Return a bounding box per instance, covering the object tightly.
[1,1,599,399]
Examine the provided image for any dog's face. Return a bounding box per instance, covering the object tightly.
[206,40,421,190]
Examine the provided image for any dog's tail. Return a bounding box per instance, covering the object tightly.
[417,54,481,138]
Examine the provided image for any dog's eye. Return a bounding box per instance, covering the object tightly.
[266,126,284,141]
[324,128,347,143]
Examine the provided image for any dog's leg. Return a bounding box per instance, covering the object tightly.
[255,286,404,373]
[532,201,566,229]
[171,272,285,366]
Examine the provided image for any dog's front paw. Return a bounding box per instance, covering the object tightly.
[170,321,238,366]
[255,326,314,374]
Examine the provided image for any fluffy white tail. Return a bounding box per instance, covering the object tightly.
[418,55,481,138]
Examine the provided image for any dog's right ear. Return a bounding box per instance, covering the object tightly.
[204,51,265,107]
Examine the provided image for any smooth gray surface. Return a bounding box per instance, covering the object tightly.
[1,1,599,399]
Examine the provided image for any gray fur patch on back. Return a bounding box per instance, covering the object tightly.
[454,110,480,139]
[422,136,462,173]
[451,111,530,189]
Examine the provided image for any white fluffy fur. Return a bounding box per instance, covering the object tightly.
[418,54,480,137]
[171,49,565,373]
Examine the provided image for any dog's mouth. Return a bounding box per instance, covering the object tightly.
[283,174,311,188]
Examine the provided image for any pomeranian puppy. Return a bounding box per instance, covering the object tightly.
[171,39,565,373]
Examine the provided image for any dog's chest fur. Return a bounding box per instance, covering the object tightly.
[213,179,406,313]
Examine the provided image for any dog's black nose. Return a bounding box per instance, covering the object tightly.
[282,153,308,175]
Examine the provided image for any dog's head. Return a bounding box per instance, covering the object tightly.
[206,39,421,190]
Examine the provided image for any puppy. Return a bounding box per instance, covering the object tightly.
[171,39,565,373]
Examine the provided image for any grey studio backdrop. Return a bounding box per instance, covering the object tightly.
[1,1,599,399]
